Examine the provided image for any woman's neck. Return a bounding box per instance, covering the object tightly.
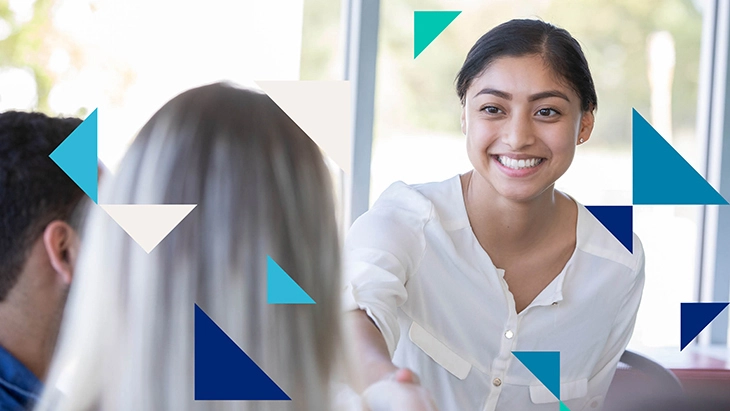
[461,170,566,258]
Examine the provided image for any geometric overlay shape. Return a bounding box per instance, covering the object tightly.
[585,205,633,253]
[256,81,352,175]
[513,351,560,401]
[633,108,728,205]
[267,255,315,304]
[680,302,729,350]
[560,401,571,411]
[49,108,99,203]
[194,304,290,401]
[414,11,461,59]
[100,204,196,254]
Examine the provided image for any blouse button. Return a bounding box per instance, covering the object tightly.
[505,330,514,339]
[492,378,502,387]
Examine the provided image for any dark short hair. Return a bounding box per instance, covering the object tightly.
[456,19,597,112]
[0,111,85,301]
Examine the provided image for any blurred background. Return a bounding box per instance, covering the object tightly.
[0,0,305,170]
[1,0,727,372]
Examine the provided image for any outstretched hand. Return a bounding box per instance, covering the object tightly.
[362,368,439,411]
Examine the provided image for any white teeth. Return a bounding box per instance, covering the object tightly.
[497,156,543,170]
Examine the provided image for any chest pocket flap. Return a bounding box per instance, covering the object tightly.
[529,378,588,404]
[408,321,472,380]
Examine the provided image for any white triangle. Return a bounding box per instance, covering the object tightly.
[256,81,352,174]
[100,204,196,253]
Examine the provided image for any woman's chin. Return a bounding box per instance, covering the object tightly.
[493,184,552,203]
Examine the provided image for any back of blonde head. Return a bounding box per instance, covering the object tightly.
[36,83,342,411]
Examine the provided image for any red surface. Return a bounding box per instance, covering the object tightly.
[672,369,730,403]
[668,349,730,398]
[604,349,730,410]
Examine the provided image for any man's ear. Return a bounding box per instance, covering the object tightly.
[42,221,79,285]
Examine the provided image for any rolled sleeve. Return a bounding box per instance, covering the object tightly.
[342,182,432,357]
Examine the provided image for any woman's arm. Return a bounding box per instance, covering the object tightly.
[346,309,438,411]
[346,309,400,392]
[341,182,438,410]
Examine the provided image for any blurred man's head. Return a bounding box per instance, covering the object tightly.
[0,111,86,379]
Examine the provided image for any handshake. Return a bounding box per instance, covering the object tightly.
[361,368,439,411]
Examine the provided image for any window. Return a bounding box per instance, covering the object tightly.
[1,0,306,172]
[302,0,712,350]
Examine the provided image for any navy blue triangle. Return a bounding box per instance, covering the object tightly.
[194,304,290,400]
[680,302,729,350]
[585,205,633,253]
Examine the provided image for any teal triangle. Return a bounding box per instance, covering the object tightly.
[560,401,571,411]
[49,108,98,203]
[267,255,315,304]
[585,205,633,253]
[633,109,727,205]
[414,11,461,59]
[513,351,560,400]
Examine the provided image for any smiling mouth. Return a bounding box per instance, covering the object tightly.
[495,155,545,170]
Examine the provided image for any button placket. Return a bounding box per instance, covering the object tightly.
[484,307,519,411]
[483,270,523,411]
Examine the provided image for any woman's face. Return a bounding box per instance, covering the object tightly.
[461,54,594,202]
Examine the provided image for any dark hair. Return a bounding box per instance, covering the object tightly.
[0,111,85,301]
[456,19,597,112]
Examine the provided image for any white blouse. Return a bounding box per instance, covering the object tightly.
[342,176,645,411]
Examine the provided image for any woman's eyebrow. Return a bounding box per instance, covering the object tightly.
[473,88,571,103]
[528,90,570,102]
[474,88,511,100]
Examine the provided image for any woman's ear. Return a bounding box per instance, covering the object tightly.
[42,221,79,286]
[577,110,595,145]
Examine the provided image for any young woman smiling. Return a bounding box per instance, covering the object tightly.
[344,19,645,411]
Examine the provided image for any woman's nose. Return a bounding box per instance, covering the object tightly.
[501,113,535,149]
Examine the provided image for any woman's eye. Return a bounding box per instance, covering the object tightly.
[536,108,559,117]
[482,106,502,114]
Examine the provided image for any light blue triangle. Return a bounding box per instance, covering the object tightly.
[513,351,560,400]
[560,401,571,411]
[414,11,461,59]
[49,108,98,203]
[633,109,727,205]
[267,255,315,304]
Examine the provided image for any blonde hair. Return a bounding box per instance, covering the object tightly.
[35,83,342,411]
